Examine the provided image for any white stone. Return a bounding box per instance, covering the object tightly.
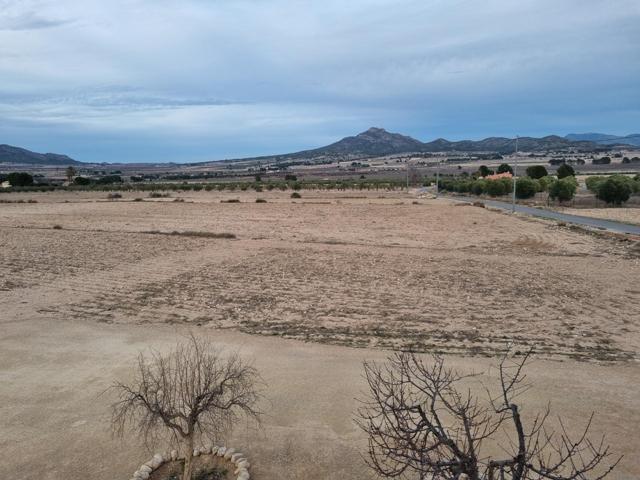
[170,450,178,461]
[231,453,244,462]
[139,465,153,474]
[237,471,250,480]
[204,443,213,454]
[237,460,250,469]
[217,447,226,456]
[193,448,200,457]
[223,448,236,459]
[151,454,164,468]
[135,470,150,480]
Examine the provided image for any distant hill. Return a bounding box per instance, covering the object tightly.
[239,128,608,162]
[566,133,640,146]
[0,144,81,166]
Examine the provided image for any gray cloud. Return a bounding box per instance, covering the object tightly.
[0,0,638,162]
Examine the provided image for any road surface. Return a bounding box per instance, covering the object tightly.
[443,195,640,235]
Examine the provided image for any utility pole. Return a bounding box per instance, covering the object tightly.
[511,135,519,213]
[406,159,409,191]
[435,161,440,198]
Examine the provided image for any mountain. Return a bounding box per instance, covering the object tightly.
[293,127,425,157]
[0,144,81,166]
[283,129,604,158]
[566,133,640,146]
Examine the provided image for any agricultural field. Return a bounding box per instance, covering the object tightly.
[1,189,639,480]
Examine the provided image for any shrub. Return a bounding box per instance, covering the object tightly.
[133,198,143,202]
[74,176,91,186]
[515,177,537,199]
[593,156,611,165]
[221,198,240,203]
[596,175,632,205]
[585,176,606,193]
[107,192,123,200]
[284,174,297,181]
[255,198,267,203]
[471,180,485,195]
[291,192,301,199]
[485,179,508,196]
[556,163,575,179]
[548,177,577,202]
[6,172,34,187]
[525,165,548,179]
[537,176,552,192]
[149,191,170,198]
[52,224,63,229]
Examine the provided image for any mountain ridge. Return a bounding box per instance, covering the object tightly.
[0,144,82,166]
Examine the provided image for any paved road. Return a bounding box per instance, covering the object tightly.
[444,195,640,235]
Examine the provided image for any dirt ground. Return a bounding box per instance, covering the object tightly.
[1,189,639,479]
[552,206,640,225]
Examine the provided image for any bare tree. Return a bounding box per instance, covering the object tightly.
[65,166,76,183]
[355,349,620,480]
[111,335,262,480]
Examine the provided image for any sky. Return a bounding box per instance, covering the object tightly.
[1,0,639,163]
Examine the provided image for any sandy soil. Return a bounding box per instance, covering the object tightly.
[1,190,639,479]
[552,206,640,225]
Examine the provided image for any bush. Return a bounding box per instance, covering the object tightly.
[291,192,301,199]
[537,176,552,192]
[255,198,267,203]
[556,164,575,179]
[585,176,606,193]
[6,172,34,187]
[515,177,537,199]
[593,156,611,165]
[485,179,508,196]
[525,165,548,179]
[548,177,577,202]
[596,175,633,205]
[74,176,91,186]
[107,192,123,200]
[149,192,170,198]
[284,174,297,181]
[497,163,513,174]
[471,180,485,195]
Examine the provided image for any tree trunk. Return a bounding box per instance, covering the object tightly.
[182,435,194,480]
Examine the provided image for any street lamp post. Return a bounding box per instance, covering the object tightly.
[511,135,519,213]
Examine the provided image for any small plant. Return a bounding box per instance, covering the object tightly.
[149,192,171,198]
[52,224,63,230]
[174,198,185,202]
[107,192,122,200]
[255,198,267,203]
[193,467,228,480]
[133,198,143,202]
[221,198,240,203]
[291,192,301,199]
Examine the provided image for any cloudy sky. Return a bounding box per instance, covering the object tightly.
[1,0,639,163]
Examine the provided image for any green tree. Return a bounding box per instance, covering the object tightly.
[525,165,548,179]
[6,172,34,187]
[596,175,632,205]
[556,163,575,179]
[497,163,513,174]
[485,179,507,196]
[516,177,537,199]
[549,177,577,202]
[478,165,494,177]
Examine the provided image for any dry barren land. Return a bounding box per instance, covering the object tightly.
[1,189,639,479]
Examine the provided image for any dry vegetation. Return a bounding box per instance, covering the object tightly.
[1,189,639,480]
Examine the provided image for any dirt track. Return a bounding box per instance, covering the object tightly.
[1,190,639,479]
